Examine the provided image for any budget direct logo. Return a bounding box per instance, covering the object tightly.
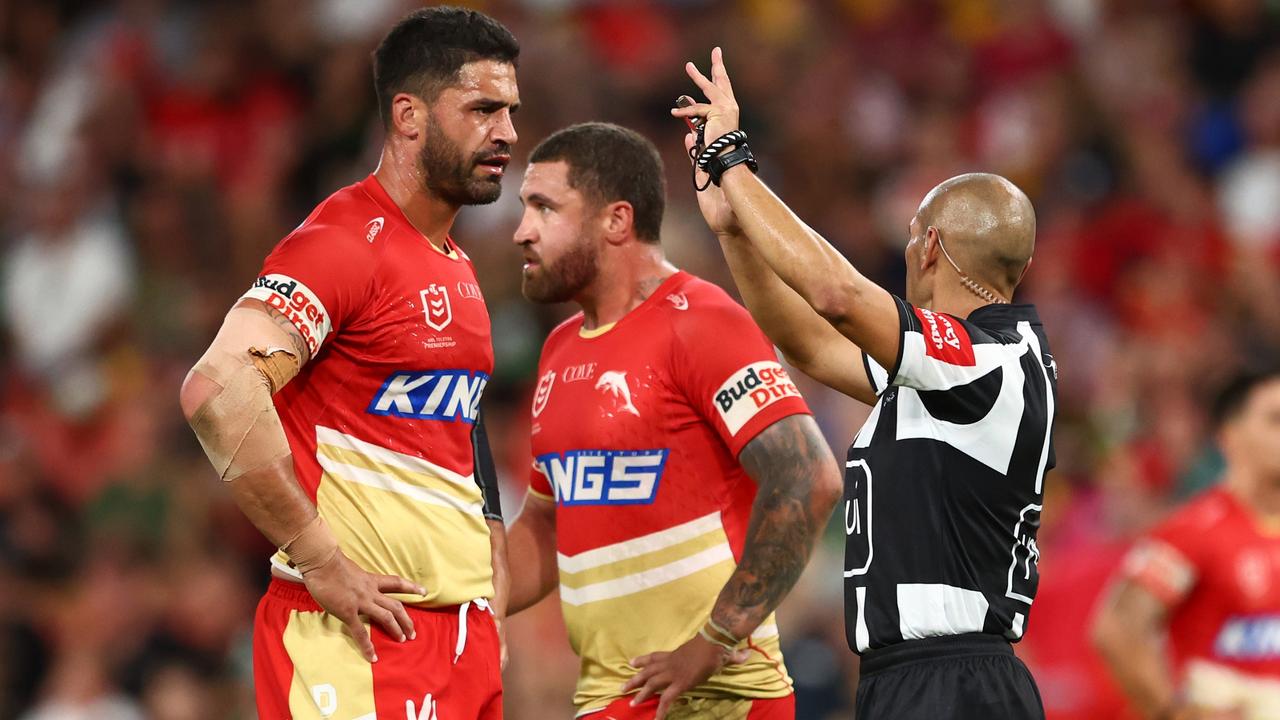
[242,274,331,355]
[367,370,489,424]
[714,361,800,434]
[535,448,668,506]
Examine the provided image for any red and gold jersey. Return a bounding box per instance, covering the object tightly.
[528,271,810,714]
[240,174,494,607]
[1122,487,1280,712]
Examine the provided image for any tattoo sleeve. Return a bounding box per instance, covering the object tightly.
[711,414,840,639]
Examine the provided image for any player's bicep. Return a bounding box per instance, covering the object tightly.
[187,300,308,404]
[738,413,838,493]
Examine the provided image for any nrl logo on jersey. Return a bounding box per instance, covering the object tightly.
[532,370,555,418]
[421,284,452,331]
[367,370,488,424]
[535,448,669,505]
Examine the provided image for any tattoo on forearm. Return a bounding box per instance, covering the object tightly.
[713,415,833,637]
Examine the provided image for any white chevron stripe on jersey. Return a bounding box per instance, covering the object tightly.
[559,543,735,607]
[315,425,475,487]
[557,511,723,573]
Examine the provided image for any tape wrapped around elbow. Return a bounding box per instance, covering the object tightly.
[282,515,340,575]
[189,308,299,482]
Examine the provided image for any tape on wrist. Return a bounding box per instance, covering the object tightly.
[698,626,738,653]
[283,515,339,575]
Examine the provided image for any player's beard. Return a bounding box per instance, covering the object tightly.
[522,231,600,304]
[419,121,505,206]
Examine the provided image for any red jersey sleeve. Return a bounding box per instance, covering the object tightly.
[239,223,378,357]
[1121,503,1207,608]
[673,299,811,457]
[528,460,555,501]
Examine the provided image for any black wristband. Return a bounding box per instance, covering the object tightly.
[706,144,758,186]
[696,130,748,169]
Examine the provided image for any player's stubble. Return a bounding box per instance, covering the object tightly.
[520,223,599,304]
[419,111,508,206]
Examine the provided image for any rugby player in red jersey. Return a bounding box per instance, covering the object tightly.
[1093,368,1280,720]
[178,7,519,718]
[505,122,843,720]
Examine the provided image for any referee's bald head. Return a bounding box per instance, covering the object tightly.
[912,173,1036,302]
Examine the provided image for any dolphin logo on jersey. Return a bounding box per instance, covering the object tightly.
[596,371,640,417]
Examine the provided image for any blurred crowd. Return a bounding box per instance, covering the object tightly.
[1,0,1278,718]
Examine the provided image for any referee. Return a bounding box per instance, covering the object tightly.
[674,48,1055,719]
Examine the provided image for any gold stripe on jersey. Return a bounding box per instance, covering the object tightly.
[283,609,377,720]
[273,426,494,607]
[560,512,793,713]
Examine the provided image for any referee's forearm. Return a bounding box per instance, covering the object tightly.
[716,231,836,366]
[718,165,867,322]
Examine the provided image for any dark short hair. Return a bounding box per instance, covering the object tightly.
[529,123,666,243]
[1213,366,1280,428]
[373,6,519,126]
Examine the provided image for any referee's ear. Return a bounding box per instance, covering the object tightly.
[920,226,943,273]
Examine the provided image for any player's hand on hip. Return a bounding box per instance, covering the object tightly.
[672,46,740,146]
[301,550,425,663]
[622,634,749,720]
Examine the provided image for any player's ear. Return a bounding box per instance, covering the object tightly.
[390,92,423,141]
[601,201,635,246]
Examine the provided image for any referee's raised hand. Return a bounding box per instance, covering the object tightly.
[672,47,740,149]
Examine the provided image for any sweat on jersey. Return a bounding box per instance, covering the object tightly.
[527,271,810,714]
[239,174,495,607]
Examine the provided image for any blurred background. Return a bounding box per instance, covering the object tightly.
[1,0,1278,718]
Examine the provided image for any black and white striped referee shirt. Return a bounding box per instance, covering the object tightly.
[844,296,1057,652]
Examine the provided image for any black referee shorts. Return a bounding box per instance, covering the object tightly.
[855,633,1044,720]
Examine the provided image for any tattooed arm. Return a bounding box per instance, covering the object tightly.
[710,414,842,638]
[625,415,841,718]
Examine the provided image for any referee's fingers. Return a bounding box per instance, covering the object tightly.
[684,61,723,101]
[710,46,735,96]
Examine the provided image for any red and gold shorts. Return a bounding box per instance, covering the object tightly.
[253,579,502,719]
[586,693,794,720]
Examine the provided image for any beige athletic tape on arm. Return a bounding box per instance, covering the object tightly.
[282,515,340,574]
[189,308,301,482]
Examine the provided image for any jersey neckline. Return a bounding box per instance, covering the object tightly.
[359,173,464,262]
[573,270,687,341]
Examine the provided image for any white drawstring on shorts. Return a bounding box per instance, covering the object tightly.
[454,598,492,664]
